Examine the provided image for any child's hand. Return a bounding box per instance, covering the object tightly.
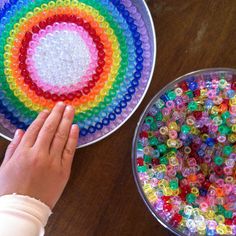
[0,102,79,209]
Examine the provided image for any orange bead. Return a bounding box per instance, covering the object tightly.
[187,174,197,182]
[216,187,224,197]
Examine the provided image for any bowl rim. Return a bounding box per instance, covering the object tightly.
[131,67,236,236]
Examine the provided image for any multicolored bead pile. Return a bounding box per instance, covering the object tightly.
[0,0,154,146]
[133,69,236,235]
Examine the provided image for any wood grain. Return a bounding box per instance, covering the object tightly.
[1,0,236,235]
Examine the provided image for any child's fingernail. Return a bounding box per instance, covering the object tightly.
[66,105,74,112]
[14,129,21,138]
[57,102,65,107]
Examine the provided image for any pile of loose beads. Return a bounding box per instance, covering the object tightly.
[0,0,154,146]
[134,70,236,235]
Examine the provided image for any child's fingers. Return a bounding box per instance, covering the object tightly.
[2,129,24,166]
[21,110,50,147]
[35,102,65,151]
[50,106,75,157]
[62,124,79,168]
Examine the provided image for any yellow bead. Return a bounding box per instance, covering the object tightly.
[167,139,177,148]
[191,187,199,196]
[216,224,227,235]
[215,215,225,223]
[155,164,167,172]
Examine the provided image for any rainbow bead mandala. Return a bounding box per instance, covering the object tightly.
[0,0,155,146]
[133,69,236,235]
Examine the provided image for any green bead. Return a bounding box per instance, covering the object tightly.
[186,193,196,204]
[221,111,230,121]
[160,156,168,165]
[186,91,194,98]
[218,125,231,135]
[181,124,191,134]
[150,122,157,131]
[145,116,154,125]
[224,210,233,219]
[144,155,152,163]
[158,144,167,153]
[188,101,198,111]
[176,172,184,180]
[137,166,147,173]
[169,180,178,190]
[223,145,233,155]
[156,112,163,121]
[214,156,224,166]
[149,137,159,146]
[167,90,176,100]
[217,205,225,215]
[137,142,143,151]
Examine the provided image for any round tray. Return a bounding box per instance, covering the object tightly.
[132,68,236,236]
[0,0,156,147]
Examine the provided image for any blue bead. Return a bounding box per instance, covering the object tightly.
[119,100,127,108]
[134,71,141,79]
[136,63,143,71]
[136,48,143,56]
[131,79,139,87]
[124,94,132,102]
[189,81,198,91]
[88,126,96,134]
[136,56,144,63]
[117,3,125,12]
[126,16,134,24]
[114,106,122,115]
[205,137,215,147]
[130,23,137,32]
[160,94,168,102]
[95,122,103,130]
[80,128,88,137]
[102,117,110,126]
[199,188,207,196]
[128,86,135,95]
[133,31,140,40]
[11,118,18,125]
[108,113,116,121]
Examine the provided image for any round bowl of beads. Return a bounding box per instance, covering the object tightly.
[132,68,236,235]
[0,0,156,147]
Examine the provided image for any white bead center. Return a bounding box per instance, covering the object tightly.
[32,30,91,87]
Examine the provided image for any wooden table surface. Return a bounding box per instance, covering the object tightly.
[1,0,236,235]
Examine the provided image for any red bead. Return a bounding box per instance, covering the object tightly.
[137,158,144,166]
[181,185,191,194]
[83,87,90,95]
[39,21,47,29]
[151,158,159,166]
[225,219,233,225]
[140,131,148,138]
[203,181,211,189]
[83,22,91,30]
[44,92,51,99]
[29,83,36,90]
[51,94,59,101]
[75,91,82,98]
[96,67,103,75]
[93,36,100,43]
[172,213,182,223]
[32,25,40,34]
[88,28,96,36]
[88,80,95,89]
[231,81,236,90]
[24,77,32,84]
[25,32,32,41]
[161,196,171,202]
[21,70,29,77]
[98,59,105,67]
[163,203,172,212]
[76,17,84,26]
[193,89,200,97]
[92,74,100,82]
[98,50,105,59]
[232,216,236,225]
[193,111,202,119]
[67,94,75,101]
[96,42,104,50]
[214,166,224,175]
[179,81,188,91]
[59,95,66,101]
[199,126,208,133]
[19,54,26,62]
[35,88,43,96]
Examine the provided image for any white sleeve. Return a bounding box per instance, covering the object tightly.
[0,194,52,236]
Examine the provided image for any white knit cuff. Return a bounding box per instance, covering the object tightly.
[0,194,52,226]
